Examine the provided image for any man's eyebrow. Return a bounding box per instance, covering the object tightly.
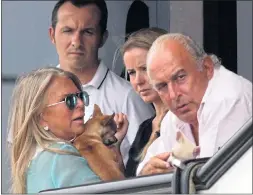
[171,69,185,80]
[83,27,96,31]
[127,68,134,72]
[154,82,166,89]
[59,26,96,31]
[60,25,71,28]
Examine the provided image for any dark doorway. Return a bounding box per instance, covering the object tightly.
[121,0,150,80]
[203,1,237,73]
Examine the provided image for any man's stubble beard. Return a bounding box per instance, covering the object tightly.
[70,59,93,72]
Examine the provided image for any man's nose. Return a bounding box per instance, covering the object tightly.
[168,82,178,100]
[71,32,83,48]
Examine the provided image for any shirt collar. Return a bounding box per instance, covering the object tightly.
[57,61,109,89]
[201,65,221,104]
[83,61,109,89]
[197,66,221,118]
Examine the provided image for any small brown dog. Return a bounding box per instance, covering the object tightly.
[73,104,125,181]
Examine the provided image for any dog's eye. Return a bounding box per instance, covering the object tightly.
[103,139,110,146]
[103,117,113,126]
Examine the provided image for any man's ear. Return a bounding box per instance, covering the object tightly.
[99,30,108,48]
[202,56,214,80]
[49,26,56,45]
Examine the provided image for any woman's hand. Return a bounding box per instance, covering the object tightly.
[114,113,129,146]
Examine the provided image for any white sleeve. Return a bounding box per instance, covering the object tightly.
[136,111,173,175]
[136,136,166,175]
[199,95,252,157]
[120,88,155,165]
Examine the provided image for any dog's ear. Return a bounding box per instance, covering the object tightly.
[93,104,103,117]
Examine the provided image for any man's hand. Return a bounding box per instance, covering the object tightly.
[139,152,174,176]
[114,113,129,145]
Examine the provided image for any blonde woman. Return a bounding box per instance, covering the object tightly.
[121,27,169,177]
[8,67,127,193]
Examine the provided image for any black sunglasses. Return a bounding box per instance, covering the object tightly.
[46,91,89,110]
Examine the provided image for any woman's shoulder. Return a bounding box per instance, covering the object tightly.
[49,142,79,153]
[29,142,95,178]
[30,142,80,167]
[130,116,155,153]
[139,116,155,128]
[136,116,155,137]
[27,142,100,193]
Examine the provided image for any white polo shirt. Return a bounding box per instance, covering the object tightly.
[78,61,155,165]
[136,65,252,175]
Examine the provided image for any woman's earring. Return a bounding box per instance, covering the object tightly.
[44,126,49,131]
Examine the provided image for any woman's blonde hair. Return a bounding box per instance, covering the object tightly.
[121,27,168,56]
[121,27,167,161]
[8,67,82,193]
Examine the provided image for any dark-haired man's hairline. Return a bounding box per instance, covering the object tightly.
[51,0,108,35]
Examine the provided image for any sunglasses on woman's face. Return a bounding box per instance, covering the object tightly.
[46,91,89,110]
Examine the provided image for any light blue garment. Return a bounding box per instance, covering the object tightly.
[26,142,101,193]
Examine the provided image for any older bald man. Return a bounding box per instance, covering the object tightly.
[137,33,252,176]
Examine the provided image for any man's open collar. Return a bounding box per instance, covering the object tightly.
[201,65,221,104]
[83,61,109,89]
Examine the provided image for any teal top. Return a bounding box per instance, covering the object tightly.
[26,142,101,193]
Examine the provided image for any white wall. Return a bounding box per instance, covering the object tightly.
[237,1,252,81]
[2,2,57,192]
[2,1,169,76]
[169,1,203,46]
[107,0,170,75]
[2,1,58,75]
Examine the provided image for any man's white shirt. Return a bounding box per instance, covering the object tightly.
[136,65,252,175]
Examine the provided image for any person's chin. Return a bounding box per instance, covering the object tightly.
[177,111,195,123]
[68,58,85,65]
[74,127,85,136]
[141,97,152,103]
[141,94,155,103]
[72,123,85,133]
